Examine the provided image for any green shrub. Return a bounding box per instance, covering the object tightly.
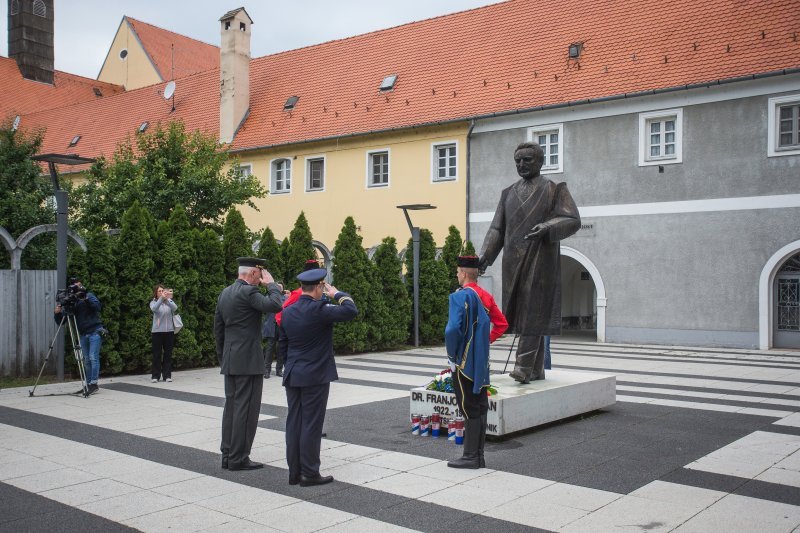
[222,208,252,282]
[331,217,373,352]
[372,237,410,348]
[116,202,155,371]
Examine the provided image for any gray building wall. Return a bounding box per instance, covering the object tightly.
[468,77,800,349]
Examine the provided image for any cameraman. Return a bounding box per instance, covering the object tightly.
[54,277,104,395]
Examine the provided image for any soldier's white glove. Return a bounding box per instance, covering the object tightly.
[449,362,456,373]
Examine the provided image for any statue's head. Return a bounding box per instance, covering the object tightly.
[514,142,545,180]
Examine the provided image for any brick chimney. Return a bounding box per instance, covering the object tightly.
[8,0,55,84]
[219,7,252,144]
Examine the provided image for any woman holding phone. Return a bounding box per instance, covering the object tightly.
[150,284,177,383]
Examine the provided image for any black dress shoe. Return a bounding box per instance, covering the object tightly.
[299,474,333,487]
[221,457,228,469]
[289,477,299,485]
[228,459,264,471]
[263,373,270,379]
[275,369,283,377]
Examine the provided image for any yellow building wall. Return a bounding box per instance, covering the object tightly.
[236,123,469,253]
[97,18,162,90]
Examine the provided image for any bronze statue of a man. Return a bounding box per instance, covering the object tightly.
[479,142,581,383]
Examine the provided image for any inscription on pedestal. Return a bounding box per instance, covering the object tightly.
[409,370,616,436]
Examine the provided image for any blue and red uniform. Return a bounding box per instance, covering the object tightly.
[462,282,508,344]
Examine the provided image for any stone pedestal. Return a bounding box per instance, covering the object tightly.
[409,369,616,436]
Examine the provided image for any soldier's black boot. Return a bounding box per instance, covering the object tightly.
[447,419,481,469]
[478,415,487,468]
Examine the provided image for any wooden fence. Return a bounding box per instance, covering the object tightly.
[0,269,59,377]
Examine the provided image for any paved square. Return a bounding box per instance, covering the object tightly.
[2,339,800,531]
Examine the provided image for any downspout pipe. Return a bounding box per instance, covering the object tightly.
[465,119,476,244]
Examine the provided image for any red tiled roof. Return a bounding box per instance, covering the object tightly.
[231,0,800,150]
[22,70,218,169]
[127,17,219,80]
[20,0,800,159]
[0,56,124,121]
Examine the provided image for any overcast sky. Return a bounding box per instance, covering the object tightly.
[1,1,503,79]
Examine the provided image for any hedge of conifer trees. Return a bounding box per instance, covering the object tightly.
[74,206,476,376]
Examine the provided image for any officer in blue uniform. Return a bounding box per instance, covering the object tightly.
[278,266,357,486]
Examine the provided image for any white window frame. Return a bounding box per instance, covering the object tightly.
[305,155,326,193]
[270,158,292,194]
[528,123,564,174]
[366,148,390,188]
[768,94,800,158]
[638,108,683,166]
[431,141,458,183]
[236,163,253,182]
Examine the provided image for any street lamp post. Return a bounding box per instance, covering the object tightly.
[396,204,436,347]
[31,154,95,380]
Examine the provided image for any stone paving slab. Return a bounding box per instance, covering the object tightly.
[3,341,800,531]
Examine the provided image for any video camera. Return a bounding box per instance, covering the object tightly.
[56,281,87,313]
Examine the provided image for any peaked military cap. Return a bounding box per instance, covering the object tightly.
[457,255,480,268]
[297,268,328,283]
[237,257,267,269]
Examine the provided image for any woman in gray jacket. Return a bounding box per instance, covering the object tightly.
[150,284,177,382]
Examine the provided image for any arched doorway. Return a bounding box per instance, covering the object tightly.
[774,253,800,349]
[759,240,800,349]
[560,247,607,342]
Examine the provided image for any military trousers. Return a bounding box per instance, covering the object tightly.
[453,370,488,420]
[284,383,330,480]
[221,374,263,466]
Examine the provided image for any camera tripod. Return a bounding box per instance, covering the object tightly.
[29,312,90,398]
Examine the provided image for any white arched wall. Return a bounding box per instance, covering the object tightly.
[759,239,800,350]
[561,246,607,342]
[3,224,87,270]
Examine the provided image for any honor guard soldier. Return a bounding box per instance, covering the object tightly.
[446,255,507,469]
[215,257,283,471]
[456,255,508,343]
[278,266,357,486]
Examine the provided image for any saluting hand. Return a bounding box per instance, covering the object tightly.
[324,283,339,299]
[260,269,275,286]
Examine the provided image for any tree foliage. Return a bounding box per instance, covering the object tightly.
[331,217,373,352]
[372,236,410,348]
[278,236,292,286]
[222,208,252,282]
[463,240,477,256]
[193,228,225,364]
[406,229,449,345]
[442,225,464,293]
[0,121,56,269]
[84,229,123,374]
[285,212,316,289]
[403,228,437,276]
[116,202,155,371]
[160,205,202,368]
[257,226,283,285]
[72,121,266,231]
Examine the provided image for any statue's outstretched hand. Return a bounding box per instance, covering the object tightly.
[524,223,547,241]
[478,255,489,274]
